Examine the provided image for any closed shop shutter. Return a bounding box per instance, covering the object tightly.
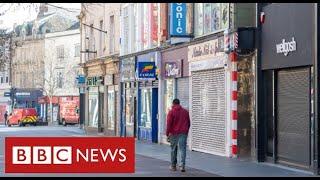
[277,67,310,167]
[177,77,190,110]
[191,68,226,155]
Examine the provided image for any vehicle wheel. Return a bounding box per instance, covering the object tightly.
[62,119,67,126]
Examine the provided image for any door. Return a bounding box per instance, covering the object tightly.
[98,92,104,132]
[276,67,310,168]
[139,87,153,142]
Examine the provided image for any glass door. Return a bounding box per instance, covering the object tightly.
[140,88,152,129]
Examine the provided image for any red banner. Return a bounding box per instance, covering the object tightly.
[5,137,135,173]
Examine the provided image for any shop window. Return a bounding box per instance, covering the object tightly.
[125,88,134,126]
[0,77,3,84]
[88,95,99,128]
[194,3,229,37]
[141,88,152,128]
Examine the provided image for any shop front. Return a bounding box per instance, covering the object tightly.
[188,37,233,157]
[104,59,120,136]
[137,52,159,143]
[120,56,137,137]
[258,3,315,171]
[159,46,189,145]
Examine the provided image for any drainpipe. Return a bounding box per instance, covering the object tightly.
[255,3,265,162]
[314,3,319,175]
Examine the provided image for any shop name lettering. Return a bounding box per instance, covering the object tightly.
[276,37,296,56]
[175,3,184,34]
[192,42,220,58]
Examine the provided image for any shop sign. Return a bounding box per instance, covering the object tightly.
[105,74,114,86]
[188,37,224,62]
[137,62,156,79]
[170,3,188,37]
[164,60,182,78]
[87,76,104,87]
[190,56,226,72]
[276,37,296,56]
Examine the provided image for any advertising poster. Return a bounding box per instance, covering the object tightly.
[220,3,229,29]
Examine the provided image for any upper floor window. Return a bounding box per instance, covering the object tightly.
[99,20,104,56]
[74,44,80,57]
[56,45,64,59]
[194,3,229,37]
[109,15,115,54]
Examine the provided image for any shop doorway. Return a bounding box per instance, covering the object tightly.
[263,67,311,170]
[276,67,311,169]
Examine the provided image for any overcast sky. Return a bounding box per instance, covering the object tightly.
[0,3,81,30]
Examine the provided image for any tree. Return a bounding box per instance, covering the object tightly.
[0,3,39,17]
[39,38,80,124]
[0,30,12,71]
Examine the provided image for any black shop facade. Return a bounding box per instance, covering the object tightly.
[257,3,318,173]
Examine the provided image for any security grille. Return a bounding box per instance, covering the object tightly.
[277,67,310,167]
[177,77,190,110]
[191,68,226,155]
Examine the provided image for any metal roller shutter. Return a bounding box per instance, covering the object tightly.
[191,68,226,155]
[277,67,310,167]
[177,77,190,110]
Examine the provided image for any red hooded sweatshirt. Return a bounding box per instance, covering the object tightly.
[166,104,190,136]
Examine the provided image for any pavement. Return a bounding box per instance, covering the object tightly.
[0,125,315,177]
[0,125,217,177]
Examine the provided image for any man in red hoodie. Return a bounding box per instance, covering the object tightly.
[166,98,190,172]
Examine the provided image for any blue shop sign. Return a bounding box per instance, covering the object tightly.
[76,75,86,84]
[170,3,187,37]
[137,62,156,79]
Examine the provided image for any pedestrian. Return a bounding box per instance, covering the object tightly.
[4,111,8,125]
[166,99,190,172]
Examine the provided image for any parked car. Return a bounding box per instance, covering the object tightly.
[7,108,38,127]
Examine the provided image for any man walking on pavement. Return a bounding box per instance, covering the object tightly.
[166,99,190,172]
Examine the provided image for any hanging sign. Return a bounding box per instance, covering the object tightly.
[137,62,156,79]
[164,60,182,78]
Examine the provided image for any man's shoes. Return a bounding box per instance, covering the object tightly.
[170,165,177,171]
[180,166,186,172]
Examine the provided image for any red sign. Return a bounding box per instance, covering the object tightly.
[5,137,135,173]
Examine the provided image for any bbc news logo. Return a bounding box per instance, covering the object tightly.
[5,137,135,173]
